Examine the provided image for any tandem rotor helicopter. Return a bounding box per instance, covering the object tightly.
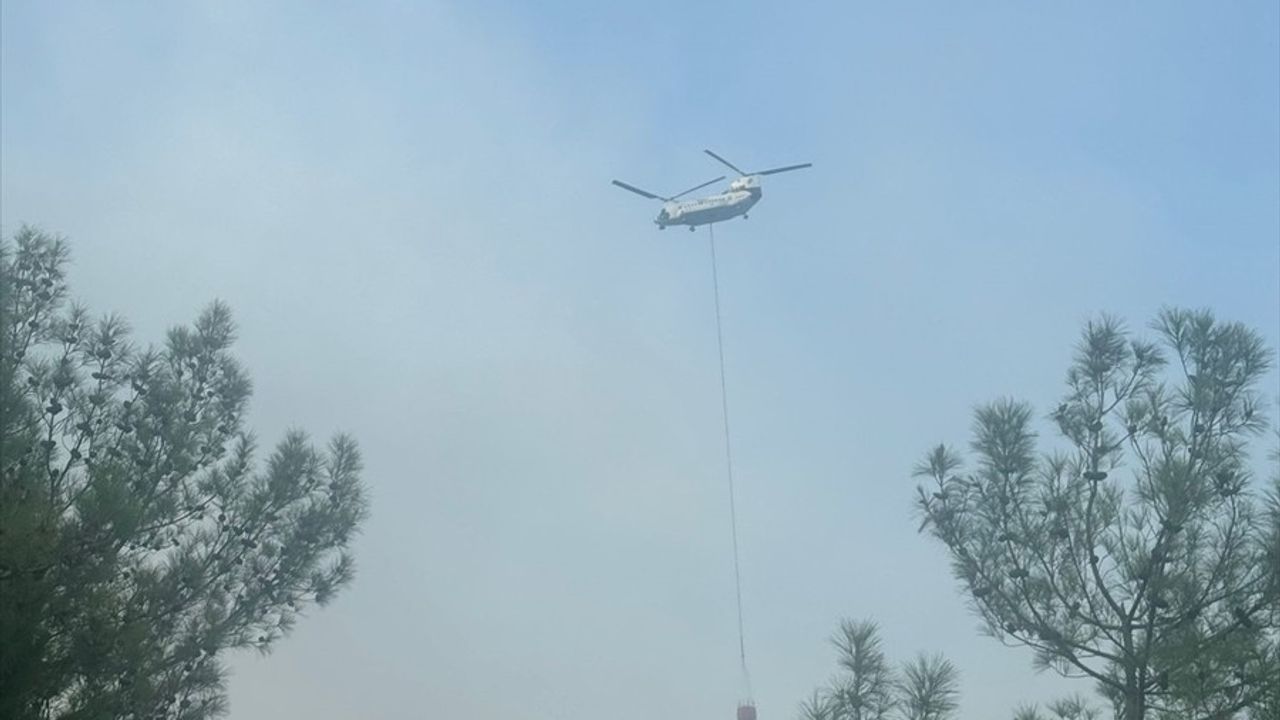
[612,150,812,231]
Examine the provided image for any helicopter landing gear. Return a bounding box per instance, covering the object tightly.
[743,214,749,220]
[658,225,666,230]
[688,226,696,232]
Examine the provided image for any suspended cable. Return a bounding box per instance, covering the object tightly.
[708,223,750,690]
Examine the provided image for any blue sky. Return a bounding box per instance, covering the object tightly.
[3,2,1278,718]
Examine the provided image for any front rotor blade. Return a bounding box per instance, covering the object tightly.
[756,163,813,176]
[704,149,747,176]
[611,179,662,200]
[668,175,726,200]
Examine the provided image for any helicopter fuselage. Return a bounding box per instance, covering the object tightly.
[656,187,761,229]
[614,157,807,230]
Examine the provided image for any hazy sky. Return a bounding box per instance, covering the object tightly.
[3,2,1278,718]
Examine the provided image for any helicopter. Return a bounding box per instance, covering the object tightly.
[612,150,812,231]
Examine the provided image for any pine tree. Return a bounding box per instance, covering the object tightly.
[797,620,959,720]
[895,654,958,720]
[829,620,896,720]
[1011,694,1102,720]
[0,226,369,719]
[913,311,1277,720]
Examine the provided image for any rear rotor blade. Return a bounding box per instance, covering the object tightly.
[756,163,813,176]
[611,179,662,200]
[704,149,747,176]
[668,175,726,200]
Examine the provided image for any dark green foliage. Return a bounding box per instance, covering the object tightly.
[895,654,958,720]
[913,311,1277,720]
[0,227,369,720]
[1012,706,1046,720]
[828,620,895,720]
[1249,445,1280,720]
[799,690,839,720]
[1012,694,1102,720]
[798,620,959,720]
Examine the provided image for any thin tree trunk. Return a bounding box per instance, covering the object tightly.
[1123,685,1145,720]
